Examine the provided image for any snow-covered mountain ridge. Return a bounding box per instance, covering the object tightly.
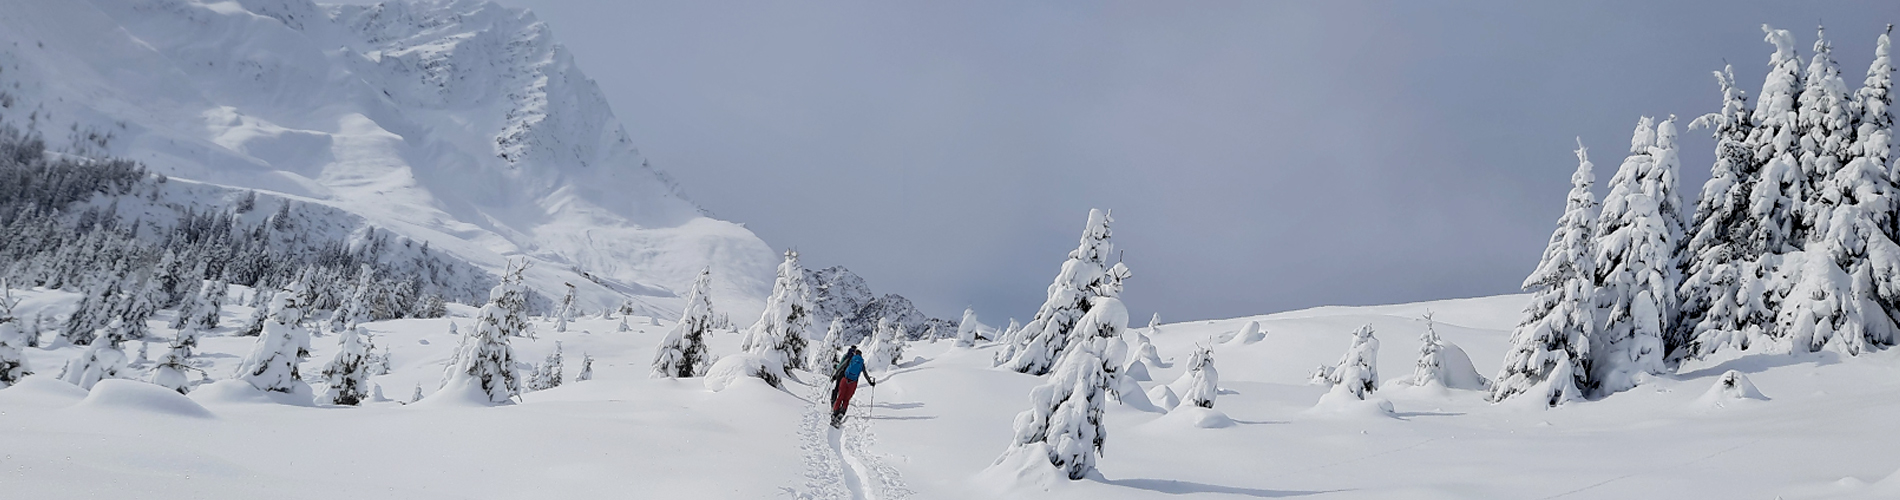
[0,0,775,317]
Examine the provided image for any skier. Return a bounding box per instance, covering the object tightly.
[830,345,877,428]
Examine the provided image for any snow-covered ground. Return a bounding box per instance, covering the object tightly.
[4,288,1898,499]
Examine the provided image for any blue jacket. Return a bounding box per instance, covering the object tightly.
[838,352,867,383]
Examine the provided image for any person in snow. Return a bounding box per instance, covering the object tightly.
[830,345,878,427]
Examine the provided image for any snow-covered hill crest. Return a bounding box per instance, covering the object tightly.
[0,0,775,317]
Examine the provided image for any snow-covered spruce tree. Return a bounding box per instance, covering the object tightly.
[866,317,908,371]
[1408,312,1446,387]
[148,338,195,395]
[237,287,271,337]
[62,280,117,345]
[998,296,1129,481]
[1774,28,1900,355]
[0,287,31,388]
[808,317,847,373]
[616,314,630,333]
[59,319,132,390]
[169,279,205,331]
[991,318,1024,366]
[652,268,714,378]
[1797,26,1857,218]
[1857,27,1893,227]
[554,282,576,333]
[319,326,373,405]
[956,308,980,347]
[121,276,162,339]
[1491,142,1600,406]
[529,341,565,391]
[1746,25,1809,256]
[742,250,813,375]
[190,279,226,330]
[1681,65,1763,358]
[328,265,375,334]
[1591,117,1674,394]
[1178,344,1217,409]
[575,352,594,382]
[1310,324,1379,400]
[446,263,528,404]
[234,282,312,393]
[1004,209,1132,375]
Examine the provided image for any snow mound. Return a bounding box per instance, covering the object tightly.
[1226,320,1266,344]
[1694,370,1769,408]
[1124,358,1152,381]
[1148,384,1180,410]
[188,379,315,407]
[979,442,1071,494]
[1306,385,1396,418]
[0,374,90,409]
[75,379,215,419]
[1152,405,1235,429]
[411,377,512,408]
[704,353,784,392]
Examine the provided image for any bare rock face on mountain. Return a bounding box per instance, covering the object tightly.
[805,266,953,345]
[0,0,774,317]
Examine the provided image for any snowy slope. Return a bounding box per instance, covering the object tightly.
[4,289,1898,499]
[0,0,775,318]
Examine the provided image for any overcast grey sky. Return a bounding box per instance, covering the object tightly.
[473,0,1896,324]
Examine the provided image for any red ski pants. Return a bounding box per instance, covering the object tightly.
[832,378,858,414]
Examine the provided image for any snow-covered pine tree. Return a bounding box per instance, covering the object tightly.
[195,279,226,331]
[1003,209,1132,375]
[1310,324,1380,400]
[169,279,205,330]
[652,268,714,378]
[529,341,565,391]
[1592,117,1673,394]
[61,280,116,345]
[25,312,44,348]
[1747,25,1809,256]
[148,337,195,395]
[1491,141,1599,406]
[1797,26,1858,222]
[956,308,979,347]
[808,317,847,373]
[329,265,374,334]
[991,318,1024,366]
[1857,26,1894,227]
[319,326,373,405]
[59,319,133,389]
[1682,65,1763,358]
[1408,312,1445,387]
[237,285,271,337]
[554,282,576,333]
[446,262,527,403]
[1775,27,1900,355]
[866,317,907,371]
[234,281,311,394]
[1178,344,1217,409]
[742,250,813,374]
[998,296,1129,481]
[575,352,594,382]
[0,287,31,388]
[120,275,161,340]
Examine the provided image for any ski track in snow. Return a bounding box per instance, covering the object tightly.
[797,380,911,500]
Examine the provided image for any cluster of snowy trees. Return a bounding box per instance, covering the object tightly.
[0,125,491,340]
[1495,25,1896,406]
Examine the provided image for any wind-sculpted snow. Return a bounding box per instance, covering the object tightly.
[0,0,775,318]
